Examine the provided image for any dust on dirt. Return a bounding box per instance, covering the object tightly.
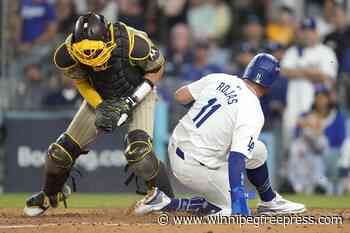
[0,208,349,233]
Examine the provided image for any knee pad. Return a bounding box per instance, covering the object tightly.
[246,140,268,170]
[44,133,85,196]
[124,129,159,181]
[46,133,84,173]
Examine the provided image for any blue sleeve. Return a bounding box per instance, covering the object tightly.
[324,111,347,148]
[228,151,246,189]
[228,151,250,215]
[45,3,56,22]
[332,111,347,147]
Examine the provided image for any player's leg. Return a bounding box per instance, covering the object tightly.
[246,140,276,202]
[166,142,225,215]
[135,148,253,216]
[24,101,99,216]
[246,140,306,215]
[125,91,174,197]
[134,139,222,215]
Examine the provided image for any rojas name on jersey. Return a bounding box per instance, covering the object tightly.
[216,82,241,104]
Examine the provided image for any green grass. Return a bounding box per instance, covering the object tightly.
[0,193,141,208]
[0,193,349,209]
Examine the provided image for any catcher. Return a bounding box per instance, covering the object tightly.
[24,13,174,216]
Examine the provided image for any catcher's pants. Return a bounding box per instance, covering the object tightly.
[168,137,267,214]
[65,91,157,148]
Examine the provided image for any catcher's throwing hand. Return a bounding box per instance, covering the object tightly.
[95,98,133,133]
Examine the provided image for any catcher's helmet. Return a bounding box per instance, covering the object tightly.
[69,13,116,69]
[242,53,280,88]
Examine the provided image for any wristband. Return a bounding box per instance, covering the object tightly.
[129,80,153,107]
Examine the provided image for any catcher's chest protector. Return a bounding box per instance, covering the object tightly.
[86,23,144,100]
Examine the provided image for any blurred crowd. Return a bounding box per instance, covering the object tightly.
[2,0,350,195]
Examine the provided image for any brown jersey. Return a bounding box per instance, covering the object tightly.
[54,22,164,100]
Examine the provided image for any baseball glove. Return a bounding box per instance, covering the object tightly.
[95,98,132,133]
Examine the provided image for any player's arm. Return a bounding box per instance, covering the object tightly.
[106,25,165,112]
[282,67,332,83]
[228,150,250,215]
[73,79,103,108]
[175,86,194,105]
[303,49,338,84]
[229,108,264,215]
[299,68,331,82]
[127,26,165,85]
[54,40,103,108]
[228,131,256,216]
[92,26,166,129]
[280,48,305,80]
[175,75,214,105]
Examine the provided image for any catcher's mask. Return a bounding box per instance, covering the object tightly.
[69,13,116,70]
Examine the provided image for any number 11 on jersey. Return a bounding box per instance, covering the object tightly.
[192,98,222,128]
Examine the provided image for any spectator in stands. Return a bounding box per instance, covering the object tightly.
[266,5,296,46]
[180,39,224,82]
[338,138,350,194]
[314,0,335,39]
[158,24,193,127]
[232,0,266,27]
[56,0,79,37]
[240,14,265,49]
[324,3,350,110]
[281,17,338,150]
[10,0,58,81]
[89,0,118,23]
[288,85,346,194]
[118,0,145,30]
[260,41,288,129]
[165,23,194,77]
[210,0,232,44]
[72,0,88,14]
[15,0,57,57]
[42,73,81,109]
[156,0,188,41]
[231,42,257,77]
[231,14,264,67]
[15,64,48,109]
[158,0,188,27]
[324,3,350,73]
[187,0,216,40]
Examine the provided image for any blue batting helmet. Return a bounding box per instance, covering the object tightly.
[242,53,280,88]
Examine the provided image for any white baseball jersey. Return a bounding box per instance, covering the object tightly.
[281,43,338,148]
[171,73,264,168]
[281,43,338,114]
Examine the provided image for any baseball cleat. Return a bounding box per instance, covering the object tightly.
[133,187,171,215]
[24,185,71,217]
[23,191,49,217]
[256,192,306,215]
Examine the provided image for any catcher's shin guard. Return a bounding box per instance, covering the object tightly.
[124,129,174,198]
[148,161,174,198]
[43,133,86,201]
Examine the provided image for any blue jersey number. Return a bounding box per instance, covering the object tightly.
[247,137,255,152]
[192,98,221,128]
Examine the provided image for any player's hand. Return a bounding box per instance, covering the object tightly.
[95,98,132,133]
[114,97,135,126]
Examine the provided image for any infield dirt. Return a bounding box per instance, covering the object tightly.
[0,208,349,233]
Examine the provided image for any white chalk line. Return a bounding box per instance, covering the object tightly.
[0,222,155,229]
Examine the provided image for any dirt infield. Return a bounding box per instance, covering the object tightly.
[0,208,349,233]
